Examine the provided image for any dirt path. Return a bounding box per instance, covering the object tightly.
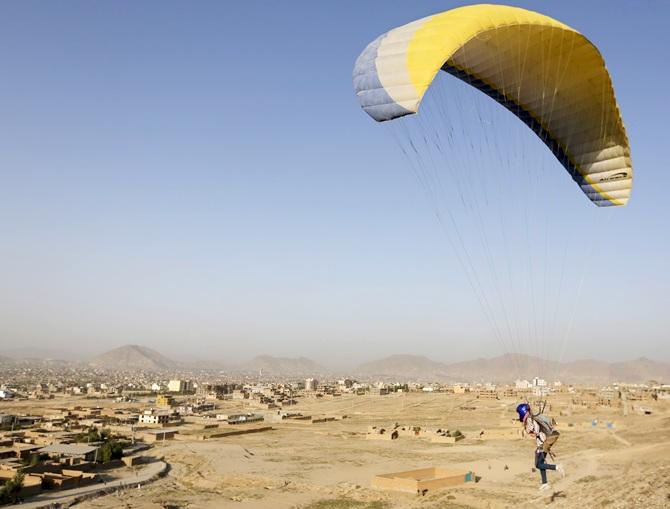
[18,460,168,509]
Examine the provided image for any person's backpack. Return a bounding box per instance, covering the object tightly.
[533,413,560,454]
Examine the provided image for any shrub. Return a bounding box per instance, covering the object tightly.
[0,472,24,504]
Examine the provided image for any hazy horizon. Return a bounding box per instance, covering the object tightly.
[1,1,668,367]
[2,342,667,371]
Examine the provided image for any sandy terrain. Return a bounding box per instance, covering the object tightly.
[45,392,667,509]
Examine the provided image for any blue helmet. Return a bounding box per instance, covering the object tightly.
[516,403,531,422]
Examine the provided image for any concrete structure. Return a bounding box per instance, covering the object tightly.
[452,384,469,394]
[140,428,178,443]
[477,389,499,400]
[0,414,17,426]
[156,394,174,407]
[227,413,264,425]
[533,386,551,397]
[39,470,98,490]
[167,380,192,393]
[372,467,474,493]
[285,415,336,425]
[304,378,318,391]
[39,444,98,462]
[138,411,170,425]
[599,387,621,406]
[122,455,143,467]
[370,387,389,396]
[0,443,43,460]
[174,426,272,441]
[502,387,517,398]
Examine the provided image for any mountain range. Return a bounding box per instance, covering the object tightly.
[1,344,668,384]
[355,353,670,384]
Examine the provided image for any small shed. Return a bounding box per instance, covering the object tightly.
[372,467,474,494]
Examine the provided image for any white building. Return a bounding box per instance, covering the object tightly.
[533,386,550,397]
[167,380,192,393]
[138,411,170,425]
[305,378,318,391]
[515,379,532,389]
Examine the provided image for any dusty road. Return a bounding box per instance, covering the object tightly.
[18,460,167,509]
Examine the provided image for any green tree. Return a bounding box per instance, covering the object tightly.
[98,440,123,463]
[99,442,113,463]
[76,426,113,444]
[0,471,24,504]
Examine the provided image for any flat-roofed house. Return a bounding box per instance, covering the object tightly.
[39,443,98,462]
[138,411,170,425]
[0,414,16,426]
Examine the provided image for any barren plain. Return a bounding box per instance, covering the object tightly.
[21,392,661,509]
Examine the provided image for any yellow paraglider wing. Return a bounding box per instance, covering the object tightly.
[353,4,632,206]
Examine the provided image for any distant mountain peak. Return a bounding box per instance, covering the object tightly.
[89,344,175,371]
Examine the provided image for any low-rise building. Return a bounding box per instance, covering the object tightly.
[156,394,174,407]
[167,380,193,393]
[138,411,170,425]
[39,443,98,462]
[227,413,264,425]
[0,414,16,426]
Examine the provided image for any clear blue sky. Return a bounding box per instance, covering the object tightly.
[0,1,667,366]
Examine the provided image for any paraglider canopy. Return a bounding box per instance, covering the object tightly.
[353,4,633,206]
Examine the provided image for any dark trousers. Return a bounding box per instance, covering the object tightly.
[535,451,556,484]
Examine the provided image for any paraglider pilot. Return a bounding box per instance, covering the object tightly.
[516,403,565,491]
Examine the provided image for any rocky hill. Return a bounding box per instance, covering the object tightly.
[354,354,450,381]
[607,357,670,383]
[89,345,176,371]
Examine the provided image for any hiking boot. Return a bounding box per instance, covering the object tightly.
[556,464,565,478]
[539,483,551,491]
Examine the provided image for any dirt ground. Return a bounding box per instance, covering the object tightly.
[56,392,669,509]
